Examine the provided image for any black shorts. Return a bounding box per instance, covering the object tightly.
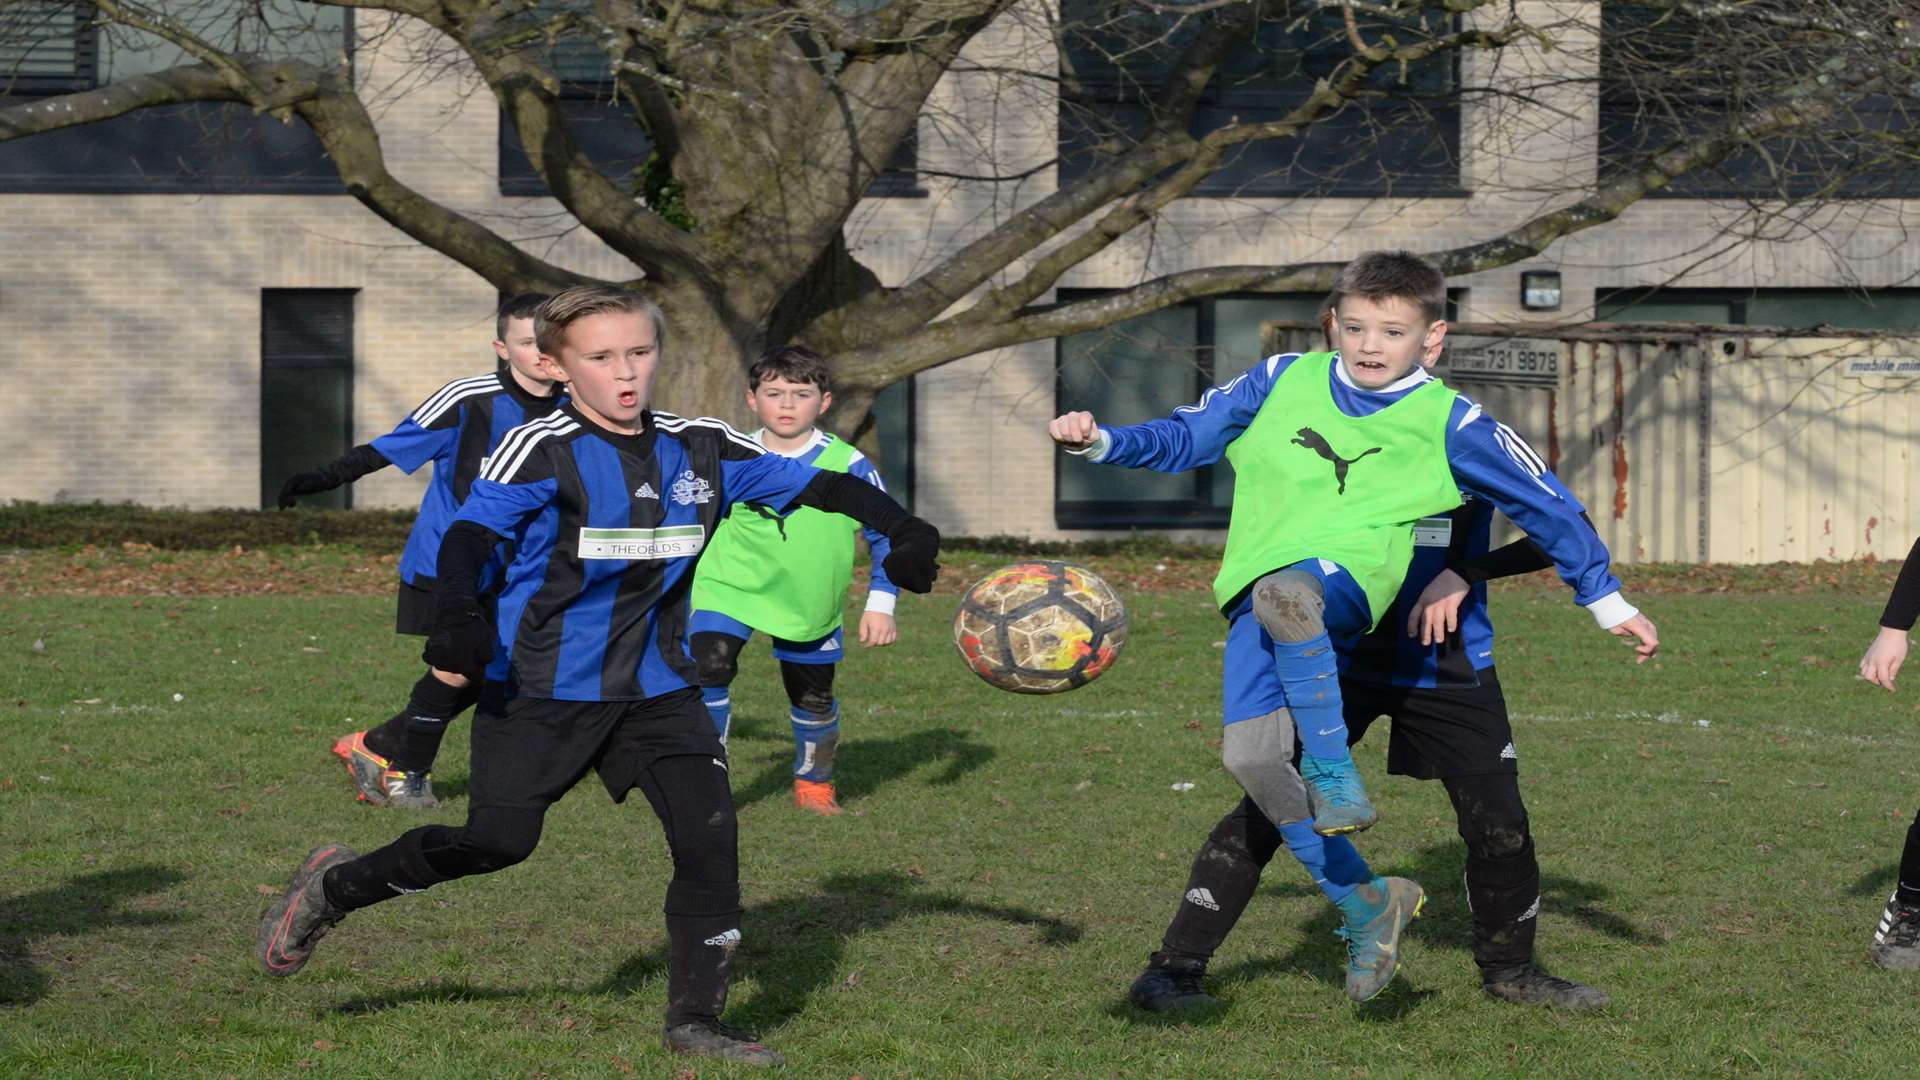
[1341,668,1516,780]
[469,686,726,810]
[395,577,438,636]
[395,575,496,637]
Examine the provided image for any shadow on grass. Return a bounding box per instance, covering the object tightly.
[602,870,1079,1030]
[332,871,1079,1027]
[1845,863,1901,899]
[0,865,187,1006]
[1112,840,1657,1023]
[729,726,994,810]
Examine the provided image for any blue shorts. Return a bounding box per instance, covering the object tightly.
[687,609,845,666]
[1220,559,1371,726]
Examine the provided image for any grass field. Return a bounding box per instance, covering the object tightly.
[4,558,1918,1077]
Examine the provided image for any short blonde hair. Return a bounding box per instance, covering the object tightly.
[534,286,666,357]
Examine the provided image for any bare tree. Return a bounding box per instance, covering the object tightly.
[1,0,1914,434]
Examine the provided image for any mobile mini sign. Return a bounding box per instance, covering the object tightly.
[1444,336,1563,386]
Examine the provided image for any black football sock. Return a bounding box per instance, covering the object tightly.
[1465,838,1541,976]
[1897,809,1920,906]
[320,826,451,912]
[663,880,743,1028]
[367,672,473,772]
[1156,798,1284,966]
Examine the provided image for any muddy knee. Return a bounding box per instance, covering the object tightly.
[1221,710,1310,825]
[1251,570,1327,643]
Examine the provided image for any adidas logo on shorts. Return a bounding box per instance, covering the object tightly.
[1500,742,1518,761]
[704,928,742,948]
[1185,887,1220,911]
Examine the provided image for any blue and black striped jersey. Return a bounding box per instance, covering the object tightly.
[452,405,819,701]
[372,371,564,588]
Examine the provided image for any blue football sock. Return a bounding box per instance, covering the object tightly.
[791,702,840,782]
[701,686,732,744]
[1280,820,1371,904]
[1273,631,1349,759]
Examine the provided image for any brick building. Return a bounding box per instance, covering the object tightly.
[3,4,1917,548]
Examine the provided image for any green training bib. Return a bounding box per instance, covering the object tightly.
[1214,352,1462,626]
[692,434,861,641]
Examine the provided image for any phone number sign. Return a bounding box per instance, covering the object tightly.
[1444,336,1562,386]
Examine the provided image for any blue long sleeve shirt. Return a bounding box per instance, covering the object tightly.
[1073,352,1633,626]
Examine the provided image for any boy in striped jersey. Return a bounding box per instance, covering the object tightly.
[1050,251,1657,1002]
[279,293,559,809]
[259,287,941,1067]
[688,345,900,815]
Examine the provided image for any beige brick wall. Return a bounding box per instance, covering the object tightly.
[7,4,1920,545]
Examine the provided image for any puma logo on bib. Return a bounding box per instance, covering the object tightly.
[1291,427,1381,494]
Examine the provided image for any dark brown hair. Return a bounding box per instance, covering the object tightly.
[1330,251,1447,324]
[495,292,549,341]
[748,344,833,394]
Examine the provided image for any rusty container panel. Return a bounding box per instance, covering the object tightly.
[1709,336,1920,562]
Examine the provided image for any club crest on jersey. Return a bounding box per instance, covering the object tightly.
[670,469,714,506]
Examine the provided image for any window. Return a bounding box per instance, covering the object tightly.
[1598,3,1920,199]
[499,3,920,199]
[1595,288,1920,329]
[0,3,348,194]
[869,376,915,511]
[262,290,356,510]
[1058,1,1462,198]
[1055,293,1326,529]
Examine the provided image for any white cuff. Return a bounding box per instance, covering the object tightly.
[1065,429,1111,464]
[1585,591,1638,630]
[863,590,898,615]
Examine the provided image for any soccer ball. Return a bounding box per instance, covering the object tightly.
[952,561,1128,694]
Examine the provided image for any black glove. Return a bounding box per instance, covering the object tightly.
[881,518,941,594]
[276,470,334,509]
[423,604,494,681]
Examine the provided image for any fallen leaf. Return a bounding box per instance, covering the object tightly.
[312,1040,333,1051]
[256,884,278,896]
[559,1017,578,1031]
[608,1054,637,1075]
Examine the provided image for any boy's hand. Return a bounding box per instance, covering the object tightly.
[276,470,333,508]
[1610,613,1660,663]
[1861,626,1909,691]
[882,518,941,594]
[423,605,493,680]
[1048,412,1100,452]
[1406,568,1470,645]
[859,611,898,647]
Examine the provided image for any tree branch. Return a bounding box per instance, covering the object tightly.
[293,68,592,294]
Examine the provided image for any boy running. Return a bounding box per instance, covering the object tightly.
[1130,498,1622,1011]
[687,345,900,815]
[1049,250,1657,1001]
[258,287,941,1067]
[278,293,558,809]
[1857,536,1920,969]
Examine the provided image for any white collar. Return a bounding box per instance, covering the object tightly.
[753,426,829,459]
[1331,353,1432,395]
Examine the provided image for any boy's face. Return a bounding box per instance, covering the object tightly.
[1334,294,1447,390]
[746,374,831,440]
[493,315,547,385]
[539,310,659,433]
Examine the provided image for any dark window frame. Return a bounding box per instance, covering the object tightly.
[0,7,353,195]
[1595,286,1920,329]
[1596,2,1920,200]
[261,288,358,509]
[1053,290,1319,530]
[1057,5,1467,200]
